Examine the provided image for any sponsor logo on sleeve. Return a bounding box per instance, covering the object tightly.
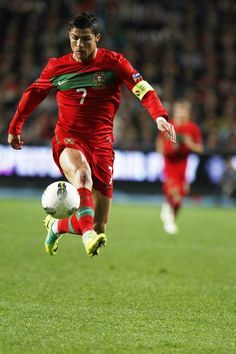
[132,72,143,83]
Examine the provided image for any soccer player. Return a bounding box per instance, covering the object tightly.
[220,157,236,204]
[156,99,203,234]
[8,13,176,257]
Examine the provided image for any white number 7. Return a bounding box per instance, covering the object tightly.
[76,88,87,104]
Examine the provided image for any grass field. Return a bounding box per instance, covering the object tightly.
[0,198,235,354]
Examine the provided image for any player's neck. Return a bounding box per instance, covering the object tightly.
[72,48,98,63]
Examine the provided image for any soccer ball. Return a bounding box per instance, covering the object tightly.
[41,181,80,219]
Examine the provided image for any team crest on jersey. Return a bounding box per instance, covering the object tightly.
[93,72,105,86]
[132,72,143,83]
[64,137,74,145]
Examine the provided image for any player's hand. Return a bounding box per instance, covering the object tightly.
[182,134,204,153]
[7,134,24,149]
[156,117,176,143]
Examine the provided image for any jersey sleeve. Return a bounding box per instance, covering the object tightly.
[116,55,168,121]
[8,59,55,135]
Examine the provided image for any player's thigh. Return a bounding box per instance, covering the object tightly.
[92,189,112,231]
[59,147,92,187]
[59,147,90,171]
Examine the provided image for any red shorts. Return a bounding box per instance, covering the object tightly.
[51,134,114,198]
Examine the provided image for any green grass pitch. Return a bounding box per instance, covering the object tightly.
[0,198,235,354]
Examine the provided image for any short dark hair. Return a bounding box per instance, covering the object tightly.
[69,13,100,34]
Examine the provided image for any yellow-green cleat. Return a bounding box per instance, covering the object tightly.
[82,230,107,257]
[43,215,61,255]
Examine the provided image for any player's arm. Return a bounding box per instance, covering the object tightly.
[8,59,55,149]
[182,125,204,154]
[182,135,204,153]
[132,81,176,143]
[117,56,176,143]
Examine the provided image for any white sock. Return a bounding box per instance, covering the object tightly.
[52,219,59,235]
[82,230,96,243]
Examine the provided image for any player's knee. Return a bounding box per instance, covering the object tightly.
[68,167,93,189]
[76,169,93,189]
[171,194,181,206]
[78,169,92,186]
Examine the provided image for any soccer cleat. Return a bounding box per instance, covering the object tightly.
[82,230,107,257]
[44,215,61,255]
[160,202,179,235]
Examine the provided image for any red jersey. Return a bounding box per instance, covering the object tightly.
[161,120,202,180]
[8,48,167,144]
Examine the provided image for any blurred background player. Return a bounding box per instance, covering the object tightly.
[220,157,236,205]
[156,99,204,234]
[7,12,176,257]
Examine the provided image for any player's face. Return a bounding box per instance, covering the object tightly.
[173,102,191,124]
[69,27,100,63]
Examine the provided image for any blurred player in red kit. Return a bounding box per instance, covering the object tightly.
[156,99,203,234]
[8,13,176,257]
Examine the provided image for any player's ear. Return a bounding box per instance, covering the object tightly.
[95,33,101,43]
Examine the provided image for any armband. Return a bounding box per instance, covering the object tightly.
[132,80,154,100]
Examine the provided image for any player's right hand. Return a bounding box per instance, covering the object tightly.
[156,117,176,143]
[7,134,24,149]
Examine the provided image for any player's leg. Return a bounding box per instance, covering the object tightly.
[166,185,182,217]
[160,179,181,234]
[166,180,188,218]
[47,189,111,255]
[59,147,94,231]
[48,189,112,237]
[92,189,112,234]
[45,147,106,256]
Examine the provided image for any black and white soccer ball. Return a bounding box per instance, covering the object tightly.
[41,181,80,219]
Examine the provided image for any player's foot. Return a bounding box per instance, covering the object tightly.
[44,215,61,255]
[82,230,107,257]
[160,202,179,235]
[163,220,179,235]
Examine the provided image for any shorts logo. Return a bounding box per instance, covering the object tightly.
[64,138,74,144]
[93,72,105,86]
[108,165,113,185]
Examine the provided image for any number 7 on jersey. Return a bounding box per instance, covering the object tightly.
[76,88,87,104]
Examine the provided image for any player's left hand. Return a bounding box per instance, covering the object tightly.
[156,117,176,143]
